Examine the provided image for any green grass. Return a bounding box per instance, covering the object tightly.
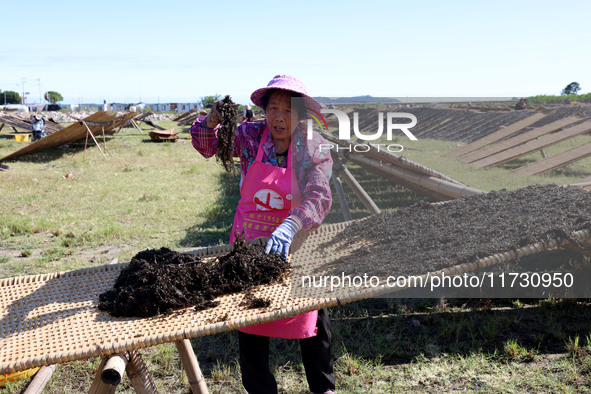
[1,117,591,392]
[527,93,591,104]
[0,121,240,276]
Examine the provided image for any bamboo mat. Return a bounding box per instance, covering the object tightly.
[1,222,590,375]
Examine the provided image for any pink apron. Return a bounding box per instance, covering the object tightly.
[230,126,318,339]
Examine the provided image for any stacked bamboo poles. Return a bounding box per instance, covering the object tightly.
[321,131,467,185]
[320,131,483,202]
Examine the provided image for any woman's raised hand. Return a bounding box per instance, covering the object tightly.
[205,101,223,128]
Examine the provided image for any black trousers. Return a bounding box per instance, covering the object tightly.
[238,308,335,394]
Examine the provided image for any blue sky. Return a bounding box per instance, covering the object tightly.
[1,0,589,105]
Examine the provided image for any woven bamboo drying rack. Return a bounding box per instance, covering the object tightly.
[1,222,591,376]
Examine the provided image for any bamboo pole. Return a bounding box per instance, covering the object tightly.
[349,154,483,199]
[23,365,56,394]
[82,121,107,159]
[320,131,466,186]
[354,160,453,201]
[339,164,381,214]
[331,151,381,214]
[88,357,116,394]
[332,174,352,222]
[329,150,353,221]
[563,241,591,257]
[131,119,144,133]
[101,354,128,386]
[562,232,591,256]
[333,144,453,202]
[125,349,159,394]
[320,131,474,199]
[366,143,465,185]
[101,126,110,156]
[175,340,209,394]
[83,122,90,160]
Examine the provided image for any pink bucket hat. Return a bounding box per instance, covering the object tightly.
[250,75,323,114]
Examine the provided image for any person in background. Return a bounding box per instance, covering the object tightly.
[190,75,335,394]
[515,97,527,110]
[30,115,47,141]
[243,104,255,122]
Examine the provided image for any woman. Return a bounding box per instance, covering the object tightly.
[190,75,335,394]
[243,104,255,122]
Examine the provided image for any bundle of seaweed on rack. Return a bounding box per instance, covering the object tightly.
[216,95,239,174]
[98,236,289,318]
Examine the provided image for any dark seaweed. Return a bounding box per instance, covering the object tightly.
[98,237,289,318]
[319,184,591,279]
[241,293,272,309]
[216,95,239,174]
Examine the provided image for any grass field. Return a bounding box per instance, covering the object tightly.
[1,117,591,393]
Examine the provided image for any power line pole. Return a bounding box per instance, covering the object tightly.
[21,77,26,104]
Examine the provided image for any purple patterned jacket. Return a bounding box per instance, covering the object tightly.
[190,117,333,231]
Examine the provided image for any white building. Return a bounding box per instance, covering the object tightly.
[61,102,201,113]
[69,103,103,111]
[0,104,29,112]
[145,103,200,113]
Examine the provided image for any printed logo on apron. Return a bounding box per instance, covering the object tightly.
[253,189,284,211]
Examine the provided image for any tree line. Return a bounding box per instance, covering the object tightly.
[0,90,63,105]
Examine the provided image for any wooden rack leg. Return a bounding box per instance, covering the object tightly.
[126,349,159,394]
[89,357,116,394]
[23,365,56,394]
[331,174,352,221]
[101,126,110,156]
[330,150,381,215]
[83,123,90,160]
[132,119,144,133]
[101,354,128,386]
[335,164,381,215]
[82,121,107,159]
[175,340,209,394]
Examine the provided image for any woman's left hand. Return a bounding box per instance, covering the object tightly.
[265,219,299,259]
[205,101,222,128]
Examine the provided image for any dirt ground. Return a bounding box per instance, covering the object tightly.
[0,232,127,277]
